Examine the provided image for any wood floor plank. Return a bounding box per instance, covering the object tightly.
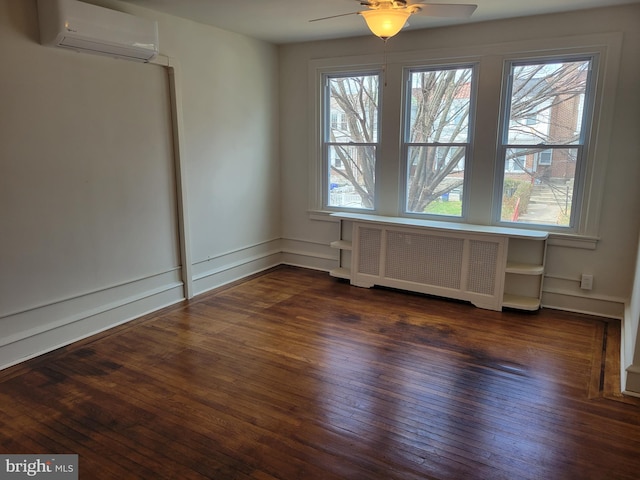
[1,266,640,479]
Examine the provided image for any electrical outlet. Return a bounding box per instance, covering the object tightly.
[580,274,593,290]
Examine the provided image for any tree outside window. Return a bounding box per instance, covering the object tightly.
[325,67,475,215]
[404,66,474,216]
[498,58,593,226]
[324,73,379,210]
[320,54,598,231]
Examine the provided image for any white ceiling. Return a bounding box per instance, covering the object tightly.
[118,0,640,44]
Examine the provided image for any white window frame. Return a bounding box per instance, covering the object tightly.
[538,149,553,166]
[400,63,478,219]
[322,71,382,211]
[307,33,622,245]
[493,53,599,233]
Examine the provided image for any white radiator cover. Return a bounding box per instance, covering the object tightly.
[352,223,507,311]
[330,213,548,311]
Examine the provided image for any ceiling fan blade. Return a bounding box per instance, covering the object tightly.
[357,0,411,6]
[409,3,477,17]
[309,12,359,22]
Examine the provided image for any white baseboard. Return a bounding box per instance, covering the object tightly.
[0,239,287,372]
[0,269,185,370]
[541,289,625,319]
[280,237,336,272]
[3,238,633,375]
[191,239,283,296]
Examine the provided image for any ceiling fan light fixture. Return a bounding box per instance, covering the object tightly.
[360,9,411,40]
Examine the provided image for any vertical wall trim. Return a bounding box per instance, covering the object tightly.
[152,55,194,299]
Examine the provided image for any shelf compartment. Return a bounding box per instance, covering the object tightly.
[502,293,541,311]
[329,267,351,280]
[330,240,352,250]
[505,262,544,275]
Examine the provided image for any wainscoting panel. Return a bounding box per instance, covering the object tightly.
[191,239,283,297]
[280,237,336,273]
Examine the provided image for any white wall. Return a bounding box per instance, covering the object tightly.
[624,232,640,394]
[87,0,283,294]
[138,5,282,294]
[0,0,280,368]
[279,4,640,317]
[1,0,638,380]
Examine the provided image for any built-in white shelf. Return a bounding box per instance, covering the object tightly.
[502,293,542,311]
[330,240,352,251]
[329,267,351,280]
[505,262,545,275]
[330,227,353,280]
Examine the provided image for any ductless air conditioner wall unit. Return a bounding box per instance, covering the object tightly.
[37,0,159,62]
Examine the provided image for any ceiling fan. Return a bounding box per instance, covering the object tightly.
[310,1,478,40]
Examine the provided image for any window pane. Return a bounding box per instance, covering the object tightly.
[499,56,593,229]
[406,146,465,215]
[507,60,590,145]
[404,66,473,216]
[325,73,379,210]
[500,147,577,226]
[328,145,376,209]
[409,68,472,144]
[328,75,379,143]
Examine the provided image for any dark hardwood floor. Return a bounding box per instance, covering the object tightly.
[1,266,640,479]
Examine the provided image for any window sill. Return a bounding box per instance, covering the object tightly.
[310,210,599,249]
[308,210,338,222]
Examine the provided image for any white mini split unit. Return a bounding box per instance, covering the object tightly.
[37,0,159,62]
